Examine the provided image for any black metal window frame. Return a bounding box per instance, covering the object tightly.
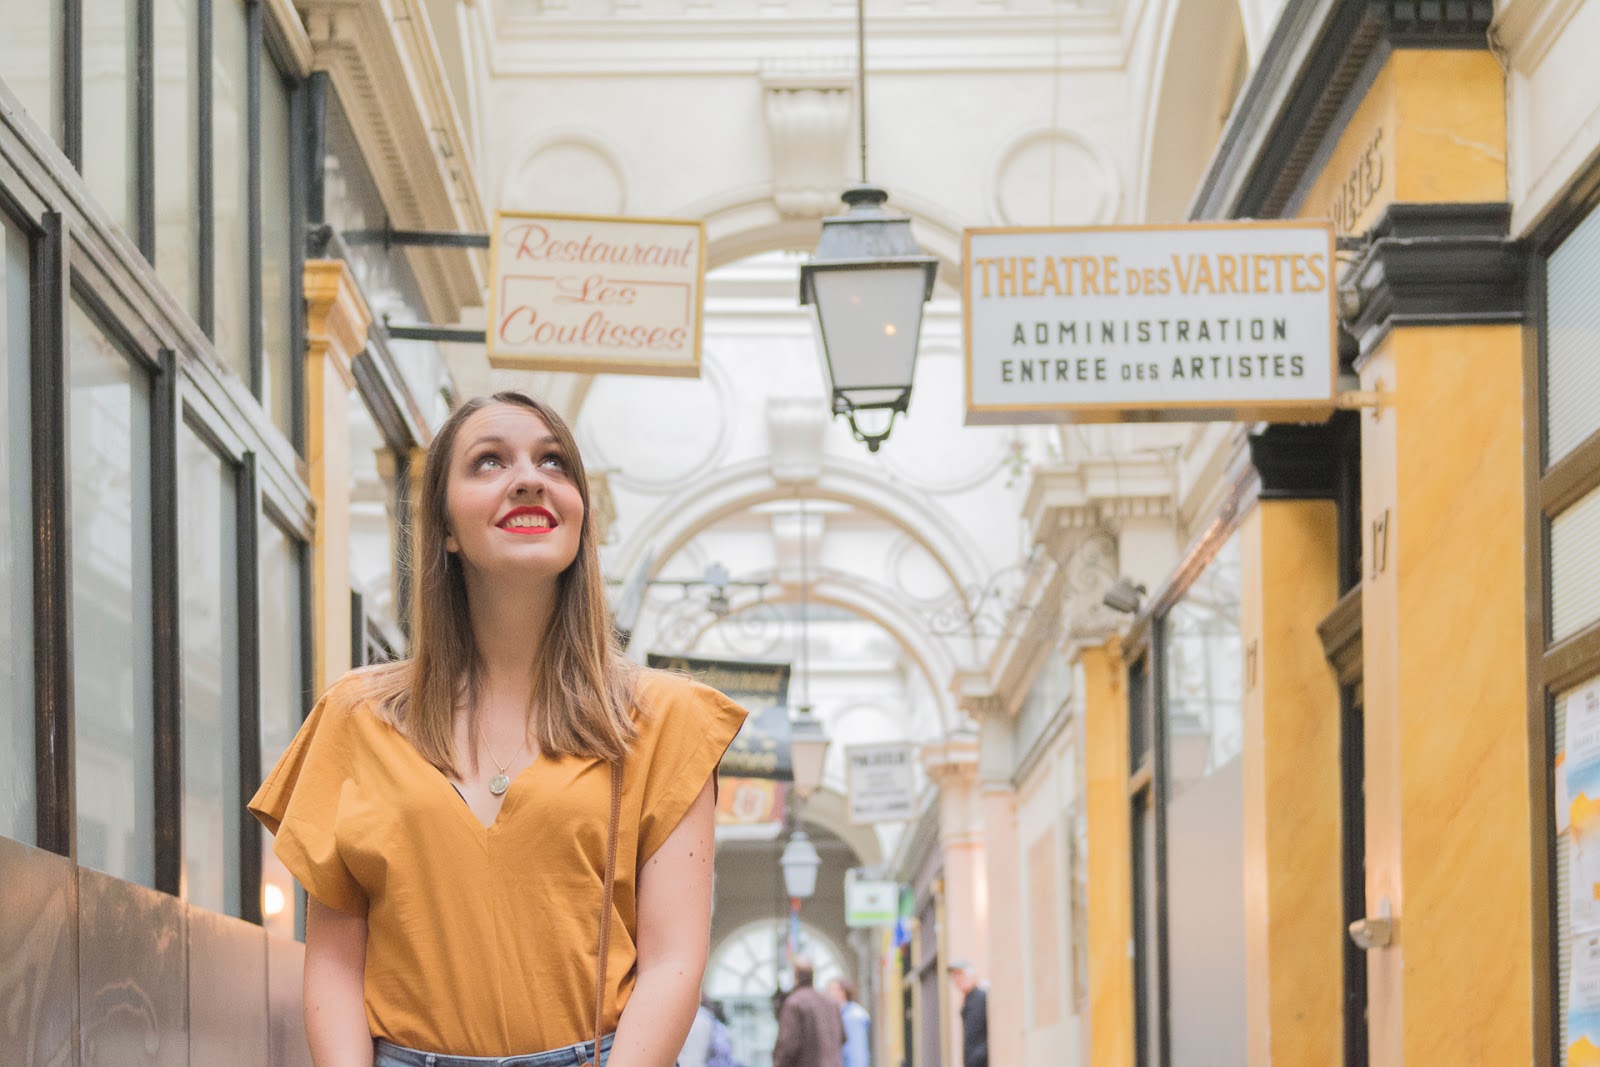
[1123,488,1252,1067]
[1526,174,1600,1067]
[35,0,307,456]
[0,33,315,928]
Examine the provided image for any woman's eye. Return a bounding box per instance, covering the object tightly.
[474,454,503,470]
[539,454,566,471]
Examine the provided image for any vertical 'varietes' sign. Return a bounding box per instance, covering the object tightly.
[964,222,1338,424]
[488,211,706,377]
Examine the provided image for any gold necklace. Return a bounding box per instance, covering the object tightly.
[483,732,526,796]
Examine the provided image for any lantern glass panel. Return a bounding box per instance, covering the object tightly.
[811,266,927,402]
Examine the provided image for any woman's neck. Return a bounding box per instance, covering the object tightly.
[462,568,559,718]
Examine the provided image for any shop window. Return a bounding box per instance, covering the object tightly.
[154,0,200,319]
[259,509,307,939]
[82,0,140,235]
[0,1,66,148]
[68,299,155,887]
[212,0,251,383]
[1552,484,1600,643]
[0,220,34,844]
[1163,534,1244,794]
[349,393,402,657]
[179,423,241,916]
[1546,206,1600,465]
[260,48,296,442]
[1537,198,1600,1067]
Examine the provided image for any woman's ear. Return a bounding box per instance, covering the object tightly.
[444,530,459,554]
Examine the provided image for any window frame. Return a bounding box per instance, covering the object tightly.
[0,52,316,925]
[1526,178,1600,1067]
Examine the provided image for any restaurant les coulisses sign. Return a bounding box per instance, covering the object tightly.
[964,221,1338,424]
[488,210,706,377]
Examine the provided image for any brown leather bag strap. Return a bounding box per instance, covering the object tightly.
[590,759,623,1066]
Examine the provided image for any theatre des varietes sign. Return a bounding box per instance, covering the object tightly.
[964,222,1337,423]
[488,211,706,377]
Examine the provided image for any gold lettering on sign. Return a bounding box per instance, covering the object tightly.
[1330,128,1384,235]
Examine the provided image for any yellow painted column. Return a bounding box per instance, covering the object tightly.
[1083,641,1133,1067]
[303,260,372,696]
[1359,324,1532,1065]
[1237,500,1343,1066]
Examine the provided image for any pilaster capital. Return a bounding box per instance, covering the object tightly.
[951,669,1004,721]
[304,259,372,390]
[922,733,981,788]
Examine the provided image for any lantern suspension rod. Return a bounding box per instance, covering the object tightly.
[799,495,811,709]
[856,0,867,183]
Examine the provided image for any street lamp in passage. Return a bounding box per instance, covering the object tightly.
[800,185,939,452]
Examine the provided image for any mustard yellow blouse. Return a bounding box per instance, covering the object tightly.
[248,669,747,1057]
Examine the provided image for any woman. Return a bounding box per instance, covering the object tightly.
[250,391,747,1067]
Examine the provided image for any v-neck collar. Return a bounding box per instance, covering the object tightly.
[377,714,539,835]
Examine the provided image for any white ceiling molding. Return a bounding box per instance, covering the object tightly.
[491,10,1133,77]
[760,64,855,218]
[299,0,488,321]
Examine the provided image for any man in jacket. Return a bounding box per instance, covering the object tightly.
[946,961,988,1067]
[773,957,846,1067]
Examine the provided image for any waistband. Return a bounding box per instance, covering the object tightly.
[373,1033,615,1067]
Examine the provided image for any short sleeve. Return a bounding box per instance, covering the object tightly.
[636,678,748,863]
[248,689,369,916]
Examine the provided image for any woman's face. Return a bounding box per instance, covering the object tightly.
[443,404,584,585]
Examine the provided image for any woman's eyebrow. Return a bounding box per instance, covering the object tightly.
[465,433,561,449]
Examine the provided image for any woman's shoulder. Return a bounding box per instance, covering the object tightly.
[318,661,411,730]
[632,667,743,715]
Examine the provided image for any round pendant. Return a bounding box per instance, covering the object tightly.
[489,773,511,796]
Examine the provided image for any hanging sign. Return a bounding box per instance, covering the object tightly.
[845,877,902,928]
[647,654,793,782]
[963,221,1338,424]
[846,742,917,824]
[488,211,705,377]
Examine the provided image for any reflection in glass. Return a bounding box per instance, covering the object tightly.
[1,0,65,146]
[1163,533,1244,795]
[70,301,154,887]
[349,393,401,656]
[0,222,35,843]
[260,514,306,938]
[212,0,251,381]
[82,0,140,234]
[154,0,200,317]
[260,53,296,443]
[180,425,240,914]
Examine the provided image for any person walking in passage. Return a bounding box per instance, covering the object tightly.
[250,391,747,1067]
[772,957,846,1067]
[825,979,871,1067]
[946,961,989,1067]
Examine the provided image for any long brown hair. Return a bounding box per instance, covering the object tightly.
[361,391,637,776]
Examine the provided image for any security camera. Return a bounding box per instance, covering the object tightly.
[1102,576,1146,614]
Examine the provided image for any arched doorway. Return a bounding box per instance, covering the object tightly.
[707,917,849,1067]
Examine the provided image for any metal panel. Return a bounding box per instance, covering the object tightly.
[266,933,311,1067]
[0,836,79,1066]
[77,869,187,1067]
[188,905,269,1067]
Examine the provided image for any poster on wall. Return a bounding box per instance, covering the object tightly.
[963,221,1338,425]
[647,654,793,792]
[488,211,705,377]
[1567,680,1600,934]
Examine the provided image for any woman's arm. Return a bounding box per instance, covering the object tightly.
[609,776,717,1067]
[303,897,374,1067]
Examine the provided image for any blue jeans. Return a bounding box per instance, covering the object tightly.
[373,1034,614,1067]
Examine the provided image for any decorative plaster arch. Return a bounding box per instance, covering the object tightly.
[608,457,993,620]
[656,577,964,735]
[1137,0,1250,222]
[673,186,967,290]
